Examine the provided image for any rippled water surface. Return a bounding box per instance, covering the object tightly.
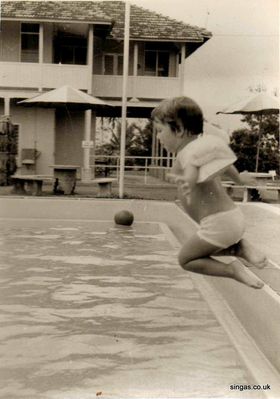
[0,219,258,398]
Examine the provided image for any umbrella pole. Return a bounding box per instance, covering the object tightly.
[255,114,263,172]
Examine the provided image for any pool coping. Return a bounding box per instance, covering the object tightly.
[160,221,280,399]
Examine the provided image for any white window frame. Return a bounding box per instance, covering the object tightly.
[144,48,170,77]
[102,53,123,75]
[20,23,40,63]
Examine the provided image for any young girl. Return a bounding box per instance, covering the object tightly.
[151,96,266,289]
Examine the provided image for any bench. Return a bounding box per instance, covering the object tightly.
[222,183,280,202]
[11,175,53,196]
[246,171,276,181]
[49,165,79,195]
[92,178,117,197]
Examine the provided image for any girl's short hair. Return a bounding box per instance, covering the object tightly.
[151,96,203,135]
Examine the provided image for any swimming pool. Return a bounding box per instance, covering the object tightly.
[0,217,262,398]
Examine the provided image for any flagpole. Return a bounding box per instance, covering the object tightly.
[119,0,130,198]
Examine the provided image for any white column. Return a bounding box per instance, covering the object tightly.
[180,43,186,95]
[4,97,10,116]
[131,42,138,99]
[38,23,44,92]
[91,111,96,179]
[87,24,94,94]
[82,110,93,182]
[133,42,138,76]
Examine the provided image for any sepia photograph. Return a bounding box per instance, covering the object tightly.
[0,0,279,398]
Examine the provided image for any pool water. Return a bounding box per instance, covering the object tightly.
[0,219,260,398]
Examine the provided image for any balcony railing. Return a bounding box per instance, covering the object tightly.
[0,61,181,100]
[91,154,175,184]
[92,75,181,99]
[0,62,89,90]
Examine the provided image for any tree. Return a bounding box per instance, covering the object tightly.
[230,112,279,173]
[229,85,279,173]
[97,119,153,166]
[0,117,17,185]
[128,120,153,164]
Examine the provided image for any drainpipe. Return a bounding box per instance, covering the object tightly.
[82,24,94,182]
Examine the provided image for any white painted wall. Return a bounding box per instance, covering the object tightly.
[55,109,84,168]
[0,104,85,175]
[0,104,55,175]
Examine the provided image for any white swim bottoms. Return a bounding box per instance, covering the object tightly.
[197,207,245,249]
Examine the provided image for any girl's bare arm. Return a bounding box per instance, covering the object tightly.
[223,165,257,185]
[166,164,198,196]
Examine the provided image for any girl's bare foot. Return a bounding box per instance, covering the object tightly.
[236,239,268,269]
[230,260,264,289]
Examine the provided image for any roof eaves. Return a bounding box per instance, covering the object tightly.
[120,36,205,43]
[1,16,112,25]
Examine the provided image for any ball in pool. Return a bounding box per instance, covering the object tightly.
[114,210,134,226]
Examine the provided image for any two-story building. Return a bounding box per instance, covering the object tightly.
[0,1,211,179]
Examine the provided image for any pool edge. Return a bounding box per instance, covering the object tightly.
[160,220,280,399]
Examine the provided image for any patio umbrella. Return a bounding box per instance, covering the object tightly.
[17,85,112,111]
[217,92,280,172]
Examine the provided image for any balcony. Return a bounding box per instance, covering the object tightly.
[92,75,181,99]
[0,61,181,100]
[0,62,89,90]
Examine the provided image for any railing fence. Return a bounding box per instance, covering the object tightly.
[90,155,175,184]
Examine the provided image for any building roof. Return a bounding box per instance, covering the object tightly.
[1,1,212,42]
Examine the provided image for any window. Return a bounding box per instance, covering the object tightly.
[57,45,87,65]
[103,54,123,75]
[53,33,87,65]
[21,23,39,63]
[144,44,170,77]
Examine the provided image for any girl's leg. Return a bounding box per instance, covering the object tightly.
[216,238,267,269]
[178,234,264,289]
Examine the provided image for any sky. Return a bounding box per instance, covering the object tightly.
[131,0,279,130]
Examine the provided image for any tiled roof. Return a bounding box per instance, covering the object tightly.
[1,1,212,42]
[1,1,112,23]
